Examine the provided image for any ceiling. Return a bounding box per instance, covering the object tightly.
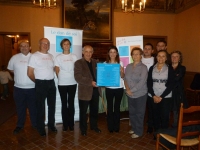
[0,0,200,13]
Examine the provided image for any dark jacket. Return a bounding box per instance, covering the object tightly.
[74,58,100,100]
[147,63,174,98]
[171,64,188,109]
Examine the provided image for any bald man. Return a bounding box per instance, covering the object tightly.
[7,41,37,134]
[74,45,101,136]
[28,38,57,136]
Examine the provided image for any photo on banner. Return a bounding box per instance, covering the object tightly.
[56,36,73,53]
[116,36,143,68]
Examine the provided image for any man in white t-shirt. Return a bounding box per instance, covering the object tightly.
[142,43,154,70]
[28,38,57,136]
[141,43,154,134]
[7,41,37,134]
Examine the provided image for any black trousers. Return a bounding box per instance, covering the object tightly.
[78,88,99,133]
[147,96,154,129]
[35,79,56,132]
[58,84,77,128]
[105,88,123,131]
[151,97,172,131]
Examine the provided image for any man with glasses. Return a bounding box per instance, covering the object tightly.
[28,38,57,136]
[7,41,37,134]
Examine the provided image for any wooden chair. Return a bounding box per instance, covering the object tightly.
[156,103,200,150]
[186,88,200,106]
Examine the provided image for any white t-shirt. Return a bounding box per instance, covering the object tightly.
[7,53,35,88]
[28,51,55,80]
[142,56,154,70]
[55,53,77,85]
[105,61,124,89]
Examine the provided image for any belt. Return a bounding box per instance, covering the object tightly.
[35,79,54,82]
[153,79,167,83]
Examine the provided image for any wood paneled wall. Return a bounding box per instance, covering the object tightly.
[83,42,113,62]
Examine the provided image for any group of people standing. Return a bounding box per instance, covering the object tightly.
[7,38,187,139]
[118,40,187,139]
[142,41,188,138]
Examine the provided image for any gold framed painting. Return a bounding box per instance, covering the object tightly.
[63,0,112,42]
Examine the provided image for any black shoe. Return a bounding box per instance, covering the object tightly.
[109,130,113,133]
[49,126,57,132]
[91,128,101,133]
[13,127,23,134]
[147,127,153,134]
[114,130,119,133]
[69,126,74,131]
[63,127,68,132]
[38,130,46,137]
[81,131,87,136]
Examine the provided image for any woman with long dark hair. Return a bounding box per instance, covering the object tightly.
[105,46,124,133]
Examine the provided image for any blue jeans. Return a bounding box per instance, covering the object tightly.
[14,86,37,127]
[35,79,56,132]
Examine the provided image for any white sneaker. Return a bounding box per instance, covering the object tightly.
[131,134,139,138]
[128,130,134,134]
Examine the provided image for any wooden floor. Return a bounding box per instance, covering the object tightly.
[0,92,199,150]
[0,110,158,150]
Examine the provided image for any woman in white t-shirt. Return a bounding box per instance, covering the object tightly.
[55,39,77,131]
[105,46,124,133]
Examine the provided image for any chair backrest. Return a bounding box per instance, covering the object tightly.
[190,73,200,90]
[176,103,200,149]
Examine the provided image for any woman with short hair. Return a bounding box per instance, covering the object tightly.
[55,38,77,131]
[147,50,174,131]
[170,50,188,126]
[124,47,148,138]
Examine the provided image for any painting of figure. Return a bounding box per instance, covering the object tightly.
[63,0,112,41]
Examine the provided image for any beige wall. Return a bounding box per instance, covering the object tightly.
[0,5,61,51]
[113,12,176,50]
[174,4,200,72]
[0,4,199,72]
